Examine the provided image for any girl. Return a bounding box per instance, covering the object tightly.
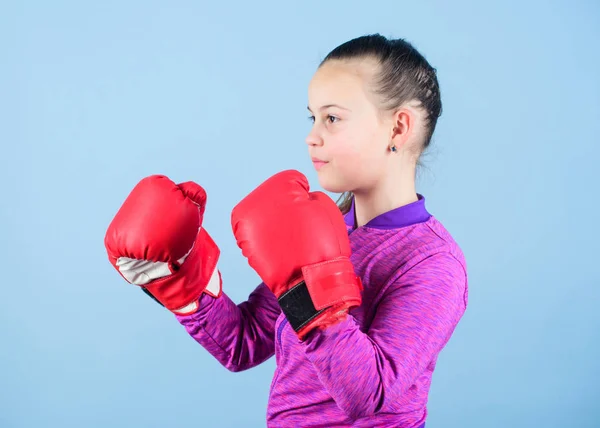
[105,33,468,428]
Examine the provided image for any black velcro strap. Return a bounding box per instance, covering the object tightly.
[141,287,164,307]
[278,281,326,332]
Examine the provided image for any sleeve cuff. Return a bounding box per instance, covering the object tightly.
[299,313,360,347]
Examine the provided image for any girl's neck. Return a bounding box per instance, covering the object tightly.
[352,171,418,228]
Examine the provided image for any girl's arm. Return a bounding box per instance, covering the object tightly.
[300,252,468,419]
[176,282,281,372]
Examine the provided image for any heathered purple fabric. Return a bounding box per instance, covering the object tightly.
[176,195,468,427]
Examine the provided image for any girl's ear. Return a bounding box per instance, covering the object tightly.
[390,108,414,148]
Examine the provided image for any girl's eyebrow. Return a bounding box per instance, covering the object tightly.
[307,104,351,112]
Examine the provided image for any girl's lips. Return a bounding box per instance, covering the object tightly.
[312,160,328,170]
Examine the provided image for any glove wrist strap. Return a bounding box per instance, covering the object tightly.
[278,257,363,333]
[278,281,325,332]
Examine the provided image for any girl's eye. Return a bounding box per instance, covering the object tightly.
[307,114,339,124]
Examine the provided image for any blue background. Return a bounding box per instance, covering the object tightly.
[2,1,599,427]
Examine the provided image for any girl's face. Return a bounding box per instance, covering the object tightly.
[306,59,392,194]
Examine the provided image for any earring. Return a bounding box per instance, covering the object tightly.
[390,144,397,152]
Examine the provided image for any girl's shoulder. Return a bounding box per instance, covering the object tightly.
[403,215,467,270]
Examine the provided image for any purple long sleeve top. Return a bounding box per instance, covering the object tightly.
[176,195,468,427]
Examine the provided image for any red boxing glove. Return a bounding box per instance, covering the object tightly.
[231,170,362,339]
[104,175,222,315]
